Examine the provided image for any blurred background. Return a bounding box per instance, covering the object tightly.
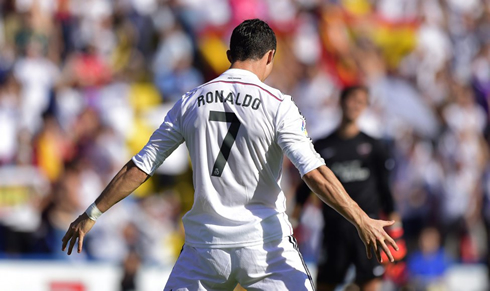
[0,0,489,290]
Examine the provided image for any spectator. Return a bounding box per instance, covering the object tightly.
[407,227,452,290]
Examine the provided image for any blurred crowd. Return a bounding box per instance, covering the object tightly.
[0,0,489,289]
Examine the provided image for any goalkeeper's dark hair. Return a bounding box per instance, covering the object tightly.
[340,85,369,103]
[229,19,276,63]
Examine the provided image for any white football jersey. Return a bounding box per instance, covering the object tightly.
[133,69,325,248]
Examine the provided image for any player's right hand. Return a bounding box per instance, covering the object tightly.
[356,217,399,263]
[61,213,95,255]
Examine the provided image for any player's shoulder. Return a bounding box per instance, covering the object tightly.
[179,82,207,106]
[182,73,227,98]
[220,69,286,102]
[219,75,286,103]
[179,72,288,108]
[257,82,286,102]
[182,86,200,99]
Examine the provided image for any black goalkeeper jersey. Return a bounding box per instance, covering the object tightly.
[297,131,395,226]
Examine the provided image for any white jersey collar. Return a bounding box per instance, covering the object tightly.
[222,68,261,82]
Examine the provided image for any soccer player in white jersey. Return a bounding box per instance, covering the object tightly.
[62,19,398,290]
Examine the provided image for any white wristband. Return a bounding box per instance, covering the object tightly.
[85,203,103,221]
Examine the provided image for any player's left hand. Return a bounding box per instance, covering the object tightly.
[356,217,399,263]
[61,213,95,255]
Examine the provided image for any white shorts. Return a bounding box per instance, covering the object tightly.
[164,236,315,291]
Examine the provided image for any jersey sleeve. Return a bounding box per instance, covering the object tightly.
[132,99,185,175]
[275,96,325,177]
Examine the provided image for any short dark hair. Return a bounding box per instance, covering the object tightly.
[340,85,369,103]
[229,19,277,63]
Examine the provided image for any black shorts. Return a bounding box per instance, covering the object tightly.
[316,221,385,285]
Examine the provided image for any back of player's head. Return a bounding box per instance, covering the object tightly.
[340,85,369,104]
[229,19,276,63]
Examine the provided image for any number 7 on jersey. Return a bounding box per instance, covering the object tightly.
[209,111,241,177]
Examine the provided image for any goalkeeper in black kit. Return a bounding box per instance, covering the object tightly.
[294,85,405,291]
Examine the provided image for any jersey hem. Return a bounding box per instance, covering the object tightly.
[183,233,290,249]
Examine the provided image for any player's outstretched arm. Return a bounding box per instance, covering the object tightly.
[302,165,399,263]
[61,160,149,255]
